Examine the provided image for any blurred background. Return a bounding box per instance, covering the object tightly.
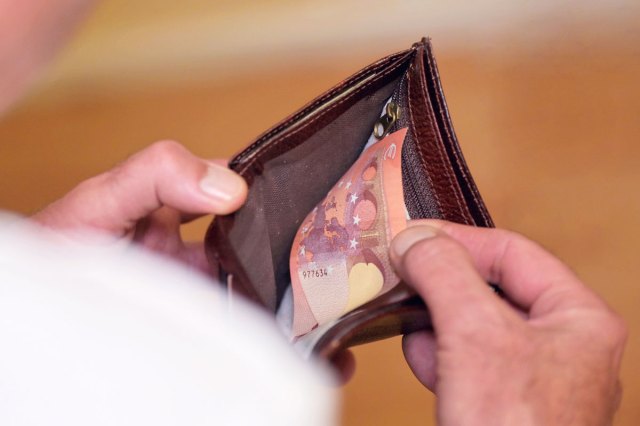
[1,0,638,424]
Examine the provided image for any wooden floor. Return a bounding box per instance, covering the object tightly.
[1,46,638,425]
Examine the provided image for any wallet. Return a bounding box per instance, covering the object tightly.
[205,38,493,359]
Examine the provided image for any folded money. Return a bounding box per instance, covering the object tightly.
[289,128,408,338]
[205,39,494,359]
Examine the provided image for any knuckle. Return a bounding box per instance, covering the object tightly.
[402,236,473,280]
[490,227,532,249]
[127,140,188,176]
[69,169,116,200]
[110,140,187,184]
[499,229,537,253]
[146,140,186,163]
[582,309,628,350]
[602,313,628,347]
[402,236,478,293]
[405,236,465,266]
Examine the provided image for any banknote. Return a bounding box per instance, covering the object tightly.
[289,128,408,338]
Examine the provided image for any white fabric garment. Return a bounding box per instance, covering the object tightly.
[0,214,338,426]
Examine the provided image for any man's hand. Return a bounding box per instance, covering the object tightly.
[390,220,627,426]
[31,140,357,382]
[32,140,248,274]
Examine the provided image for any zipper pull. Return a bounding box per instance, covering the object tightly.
[373,101,400,140]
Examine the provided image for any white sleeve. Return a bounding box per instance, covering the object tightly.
[0,215,338,426]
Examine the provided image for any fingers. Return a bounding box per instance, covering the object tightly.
[390,226,513,333]
[182,241,216,276]
[33,141,247,236]
[329,350,356,385]
[402,331,437,392]
[131,207,214,276]
[131,207,204,268]
[404,220,602,315]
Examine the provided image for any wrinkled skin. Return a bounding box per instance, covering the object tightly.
[391,221,627,425]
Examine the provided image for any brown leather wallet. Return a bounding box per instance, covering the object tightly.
[205,38,493,359]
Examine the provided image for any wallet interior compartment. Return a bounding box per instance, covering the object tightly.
[205,40,495,355]
[223,77,404,312]
[223,71,452,320]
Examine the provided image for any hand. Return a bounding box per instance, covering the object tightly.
[31,140,358,382]
[31,141,355,383]
[390,220,627,426]
[32,140,248,274]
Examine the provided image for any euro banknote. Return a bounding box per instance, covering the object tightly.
[289,128,408,337]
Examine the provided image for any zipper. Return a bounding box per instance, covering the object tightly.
[386,72,439,220]
[373,101,400,140]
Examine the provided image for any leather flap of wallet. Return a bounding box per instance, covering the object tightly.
[205,38,492,358]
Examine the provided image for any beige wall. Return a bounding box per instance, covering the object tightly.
[1,1,639,424]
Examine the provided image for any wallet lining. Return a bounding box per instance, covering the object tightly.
[227,67,449,312]
[231,50,413,169]
[227,78,402,311]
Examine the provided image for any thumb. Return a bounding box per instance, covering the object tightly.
[390,226,513,334]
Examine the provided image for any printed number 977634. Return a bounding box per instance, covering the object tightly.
[302,268,328,280]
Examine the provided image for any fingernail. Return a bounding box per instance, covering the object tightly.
[392,225,439,258]
[199,164,246,204]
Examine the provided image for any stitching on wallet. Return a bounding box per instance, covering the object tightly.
[424,51,487,224]
[238,58,408,175]
[422,62,467,220]
[241,57,408,173]
[413,50,467,220]
[234,51,411,164]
